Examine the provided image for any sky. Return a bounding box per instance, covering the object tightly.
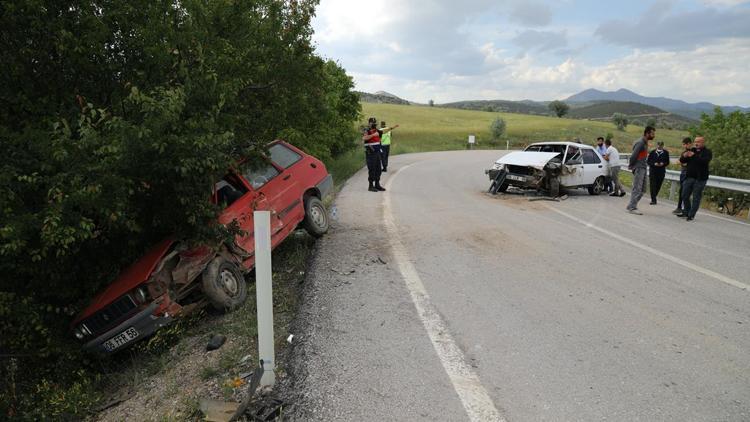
[311,0,750,106]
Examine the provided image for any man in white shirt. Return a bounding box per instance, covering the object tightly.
[604,139,626,197]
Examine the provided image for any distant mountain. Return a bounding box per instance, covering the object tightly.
[440,99,548,115]
[356,91,410,105]
[567,101,668,119]
[565,88,750,120]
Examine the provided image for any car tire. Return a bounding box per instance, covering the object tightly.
[303,196,329,238]
[201,257,247,312]
[588,176,605,195]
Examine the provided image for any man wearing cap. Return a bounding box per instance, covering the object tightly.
[647,141,670,205]
[379,121,399,172]
[362,117,385,192]
[677,136,712,221]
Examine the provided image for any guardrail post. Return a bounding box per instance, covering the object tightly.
[254,210,275,387]
[669,180,678,201]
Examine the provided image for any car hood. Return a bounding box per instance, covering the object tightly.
[495,151,561,170]
[72,239,175,326]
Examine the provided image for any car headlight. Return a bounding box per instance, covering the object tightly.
[492,163,504,170]
[133,286,149,304]
[74,327,84,340]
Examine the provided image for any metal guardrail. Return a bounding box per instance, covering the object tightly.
[617,158,750,219]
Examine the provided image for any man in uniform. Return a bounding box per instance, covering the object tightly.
[379,121,399,172]
[362,117,386,192]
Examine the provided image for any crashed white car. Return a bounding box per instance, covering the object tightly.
[486,142,608,197]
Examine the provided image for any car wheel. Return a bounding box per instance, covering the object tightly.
[588,176,605,195]
[303,196,329,238]
[201,257,247,312]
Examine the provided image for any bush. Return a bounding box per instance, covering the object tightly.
[548,100,570,118]
[0,1,360,418]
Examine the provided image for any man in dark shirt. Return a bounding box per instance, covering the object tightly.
[677,136,712,221]
[672,137,693,214]
[647,141,670,204]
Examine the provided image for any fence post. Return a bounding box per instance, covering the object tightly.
[254,210,275,387]
[669,180,677,201]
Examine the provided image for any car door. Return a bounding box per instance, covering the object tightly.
[240,160,287,246]
[561,145,584,187]
[581,148,605,185]
[268,143,305,228]
[214,173,257,262]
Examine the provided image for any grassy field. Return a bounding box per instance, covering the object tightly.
[324,102,690,187]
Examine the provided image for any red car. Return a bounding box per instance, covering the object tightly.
[71,141,332,353]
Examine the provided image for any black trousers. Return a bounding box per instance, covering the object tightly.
[365,146,382,184]
[380,145,390,170]
[681,177,707,219]
[650,169,665,202]
[676,171,687,210]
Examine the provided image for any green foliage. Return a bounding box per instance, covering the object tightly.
[428,99,434,107]
[646,117,657,128]
[548,100,570,118]
[692,108,750,215]
[490,117,507,141]
[605,132,614,141]
[0,0,358,418]
[612,113,629,130]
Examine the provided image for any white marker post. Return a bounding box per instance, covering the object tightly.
[253,211,275,386]
[468,135,476,150]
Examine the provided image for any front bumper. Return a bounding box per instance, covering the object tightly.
[316,174,334,201]
[487,168,540,188]
[82,302,173,354]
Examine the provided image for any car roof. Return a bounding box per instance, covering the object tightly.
[528,141,595,149]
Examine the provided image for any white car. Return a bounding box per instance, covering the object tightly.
[486,142,608,197]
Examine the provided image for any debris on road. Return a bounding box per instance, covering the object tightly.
[286,334,294,344]
[206,334,227,351]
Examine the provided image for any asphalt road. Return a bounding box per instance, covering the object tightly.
[285,150,750,421]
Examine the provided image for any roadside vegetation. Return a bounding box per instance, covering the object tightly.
[1,1,359,419]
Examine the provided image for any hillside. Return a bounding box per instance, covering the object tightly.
[440,99,549,115]
[358,102,690,154]
[565,88,750,120]
[568,101,667,119]
[356,91,410,105]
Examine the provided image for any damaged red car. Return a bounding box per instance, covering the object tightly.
[70,141,333,353]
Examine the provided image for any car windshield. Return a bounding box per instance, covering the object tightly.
[525,144,565,158]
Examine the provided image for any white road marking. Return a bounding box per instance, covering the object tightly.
[383,164,505,422]
[546,206,750,291]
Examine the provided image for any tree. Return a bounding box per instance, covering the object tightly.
[0,0,360,417]
[692,108,750,215]
[646,117,657,128]
[490,117,506,141]
[605,132,614,141]
[548,100,569,118]
[428,99,434,107]
[612,113,629,130]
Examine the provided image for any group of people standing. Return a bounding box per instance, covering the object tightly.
[622,126,712,221]
[362,117,399,192]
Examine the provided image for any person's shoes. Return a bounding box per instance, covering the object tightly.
[627,209,643,215]
[686,217,694,221]
[676,213,687,218]
[609,193,619,197]
[649,201,657,205]
[375,185,386,191]
[382,168,387,172]
[368,186,378,192]
[619,192,626,197]
[672,208,683,215]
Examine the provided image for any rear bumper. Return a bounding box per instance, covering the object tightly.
[82,302,173,354]
[316,174,334,201]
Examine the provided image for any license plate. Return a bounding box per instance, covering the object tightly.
[103,327,139,352]
[507,174,526,181]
